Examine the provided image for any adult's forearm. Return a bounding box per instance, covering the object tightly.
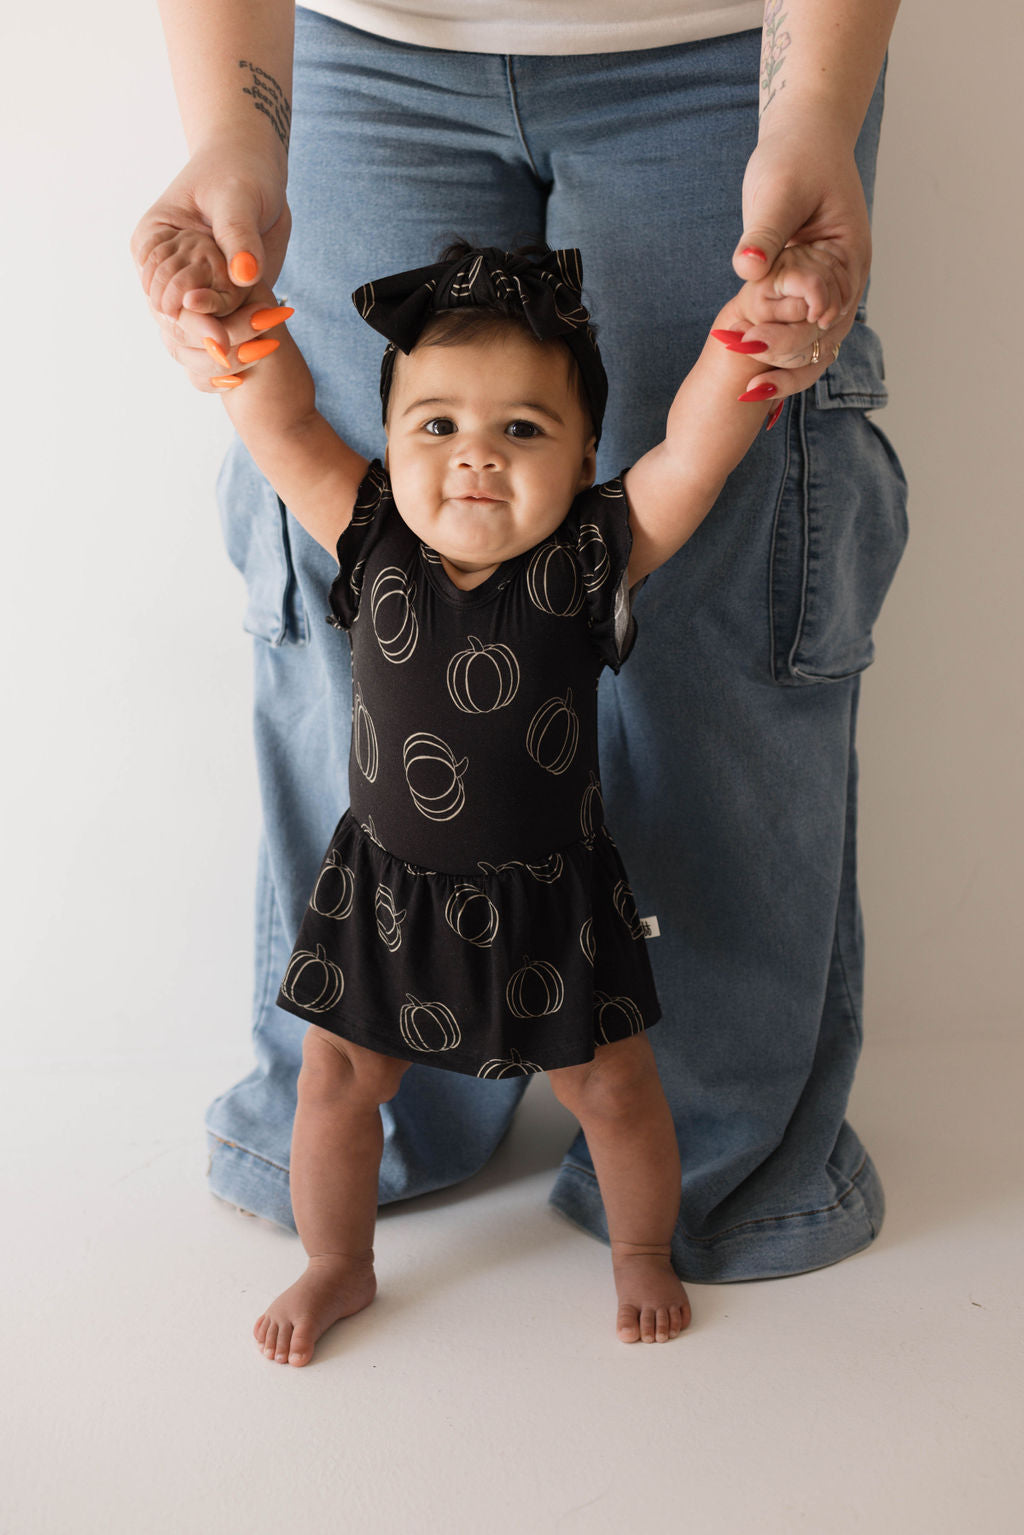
[157,0,295,171]
[758,0,902,144]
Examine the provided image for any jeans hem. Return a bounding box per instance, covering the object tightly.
[547,1151,886,1283]
[206,1132,298,1233]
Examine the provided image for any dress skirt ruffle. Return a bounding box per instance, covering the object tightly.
[275,811,661,1078]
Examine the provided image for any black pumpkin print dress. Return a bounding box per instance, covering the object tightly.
[275,461,661,1078]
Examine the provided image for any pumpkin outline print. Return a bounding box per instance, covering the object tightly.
[352,685,379,783]
[445,884,500,947]
[477,1047,544,1079]
[370,564,419,664]
[576,522,611,593]
[360,816,386,848]
[446,634,520,714]
[525,539,585,617]
[399,993,462,1053]
[613,879,646,940]
[579,918,596,966]
[352,463,387,525]
[280,943,344,1014]
[594,990,644,1044]
[309,850,356,921]
[506,954,565,1019]
[580,771,604,839]
[403,732,469,822]
[374,882,407,951]
[476,853,563,884]
[526,690,580,776]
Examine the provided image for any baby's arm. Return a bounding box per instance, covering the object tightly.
[215,283,369,555]
[622,298,779,586]
[624,241,852,585]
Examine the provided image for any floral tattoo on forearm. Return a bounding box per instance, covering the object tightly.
[760,0,791,119]
[239,60,291,151]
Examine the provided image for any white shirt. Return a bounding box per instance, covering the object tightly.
[301,1,764,55]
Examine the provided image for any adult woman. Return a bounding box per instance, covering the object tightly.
[133,0,906,1280]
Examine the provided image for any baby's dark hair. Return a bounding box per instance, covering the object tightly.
[404,239,598,437]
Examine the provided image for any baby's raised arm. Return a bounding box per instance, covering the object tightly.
[623,244,851,586]
[214,282,369,555]
[622,299,780,586]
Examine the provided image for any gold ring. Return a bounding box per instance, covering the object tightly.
[832,343,841,362]
[810,338,821,365]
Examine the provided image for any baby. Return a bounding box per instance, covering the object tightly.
[147,235,844,1363]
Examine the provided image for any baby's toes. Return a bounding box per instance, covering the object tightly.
[669,1304,689,1338]
[639,1305,660,1343]
[287,1322,316,1367]
[273,1321,293,1363]
[616,1303,641,1344]
[253,1312,270,1346]
[262,1319,279,1359]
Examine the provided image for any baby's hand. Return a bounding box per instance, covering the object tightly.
[136,228,289,392]
[712,242,860,409]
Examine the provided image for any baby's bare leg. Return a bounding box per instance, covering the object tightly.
[549,1034,690,1343]
[253,1027,409,1366]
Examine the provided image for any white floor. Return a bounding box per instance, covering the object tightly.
[4,1027,1020,1535]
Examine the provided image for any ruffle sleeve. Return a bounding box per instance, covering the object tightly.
[326,459,393,631]
[565,471,643,674]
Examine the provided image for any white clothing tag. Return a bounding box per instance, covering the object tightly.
[639,915,660,939]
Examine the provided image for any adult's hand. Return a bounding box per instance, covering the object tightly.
[726,121,871,394]
[130,142,292,391]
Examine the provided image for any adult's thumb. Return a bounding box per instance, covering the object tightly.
[731,225,786,281]
[207,190,267,288]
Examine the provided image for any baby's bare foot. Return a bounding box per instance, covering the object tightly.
[611,1244,691,1344]
[253,1253,377,1366]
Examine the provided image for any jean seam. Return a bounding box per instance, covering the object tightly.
[559,1153,870,1245]
[785,388,811,678]
[208,1132,290,1177]
[503,57,542,181]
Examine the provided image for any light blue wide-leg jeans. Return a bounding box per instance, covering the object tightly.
[206,10,908,1281]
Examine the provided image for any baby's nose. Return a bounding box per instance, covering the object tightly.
[455,433,506,469]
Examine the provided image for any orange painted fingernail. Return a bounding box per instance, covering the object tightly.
[229,251,259,285]
[203,337,230,369]
[211,375,244,390]
[237,337,280,364]
[765,400,785,432]
[737,383,777,402]
[251,305,295,332]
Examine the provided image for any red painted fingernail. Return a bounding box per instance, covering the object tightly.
[726,339,770,354]
[711,328,746,344]
[741,247,767,261]
[738,383,778,402]
[229,251,259,285]
[764,400,785,432]
[203,337,230,369]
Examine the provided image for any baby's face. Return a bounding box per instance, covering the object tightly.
[384,330,596,590]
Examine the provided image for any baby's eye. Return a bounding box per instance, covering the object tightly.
[506,420,542,439]
[424,418,456,436]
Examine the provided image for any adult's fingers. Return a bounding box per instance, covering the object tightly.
[735,322,850,401]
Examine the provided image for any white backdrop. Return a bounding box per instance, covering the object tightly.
[3,3,1021,1071]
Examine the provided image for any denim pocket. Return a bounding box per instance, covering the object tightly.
[217,439,308,646]
[769,316,908,685]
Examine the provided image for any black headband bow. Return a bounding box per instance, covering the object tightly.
[351,245,607,442]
